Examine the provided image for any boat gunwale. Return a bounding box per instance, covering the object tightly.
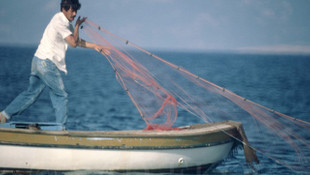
[0,139,234,150]
[0,120,241,138]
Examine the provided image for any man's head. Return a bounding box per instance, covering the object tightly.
[61,0,81,21]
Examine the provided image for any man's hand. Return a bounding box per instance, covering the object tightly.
[95,45,111,55]
[75,16,87,27]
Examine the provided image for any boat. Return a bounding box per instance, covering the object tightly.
[0,120,255,174]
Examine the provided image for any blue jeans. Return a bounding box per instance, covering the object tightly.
[4,56,68,125]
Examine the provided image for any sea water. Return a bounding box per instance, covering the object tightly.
[0,46,309,174]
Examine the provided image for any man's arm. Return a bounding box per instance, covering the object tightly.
[65,16,85,48]
[65,16,110,55]
[77,38,110,55]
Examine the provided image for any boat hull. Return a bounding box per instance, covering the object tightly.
[0,121,243,173]
[0,142,232,172]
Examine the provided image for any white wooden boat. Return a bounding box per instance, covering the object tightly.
[0,121,255,174]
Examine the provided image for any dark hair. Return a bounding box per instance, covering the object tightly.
[61,0,81,12]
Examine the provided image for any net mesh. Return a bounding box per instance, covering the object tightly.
[82,20,310,172]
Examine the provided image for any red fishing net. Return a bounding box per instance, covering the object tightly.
[82,20,310,172]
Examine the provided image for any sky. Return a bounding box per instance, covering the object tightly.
[1,0,310,54]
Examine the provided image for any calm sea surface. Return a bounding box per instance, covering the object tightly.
[0,46,309,174]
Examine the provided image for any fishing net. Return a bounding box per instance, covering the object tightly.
[81,20,310,172]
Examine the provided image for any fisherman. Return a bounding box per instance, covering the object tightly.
[0,0,109,127]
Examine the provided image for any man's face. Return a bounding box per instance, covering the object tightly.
[62,7,77,21]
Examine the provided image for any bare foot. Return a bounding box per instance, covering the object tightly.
[0,112,7,124]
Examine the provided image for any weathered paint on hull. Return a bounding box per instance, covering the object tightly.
[0,141,233,171]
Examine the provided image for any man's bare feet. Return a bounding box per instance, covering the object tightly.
[0,112,7,124]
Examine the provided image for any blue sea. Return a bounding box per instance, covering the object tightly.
[0,46,309,174]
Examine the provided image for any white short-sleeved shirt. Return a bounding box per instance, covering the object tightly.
[34,12,74,74]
